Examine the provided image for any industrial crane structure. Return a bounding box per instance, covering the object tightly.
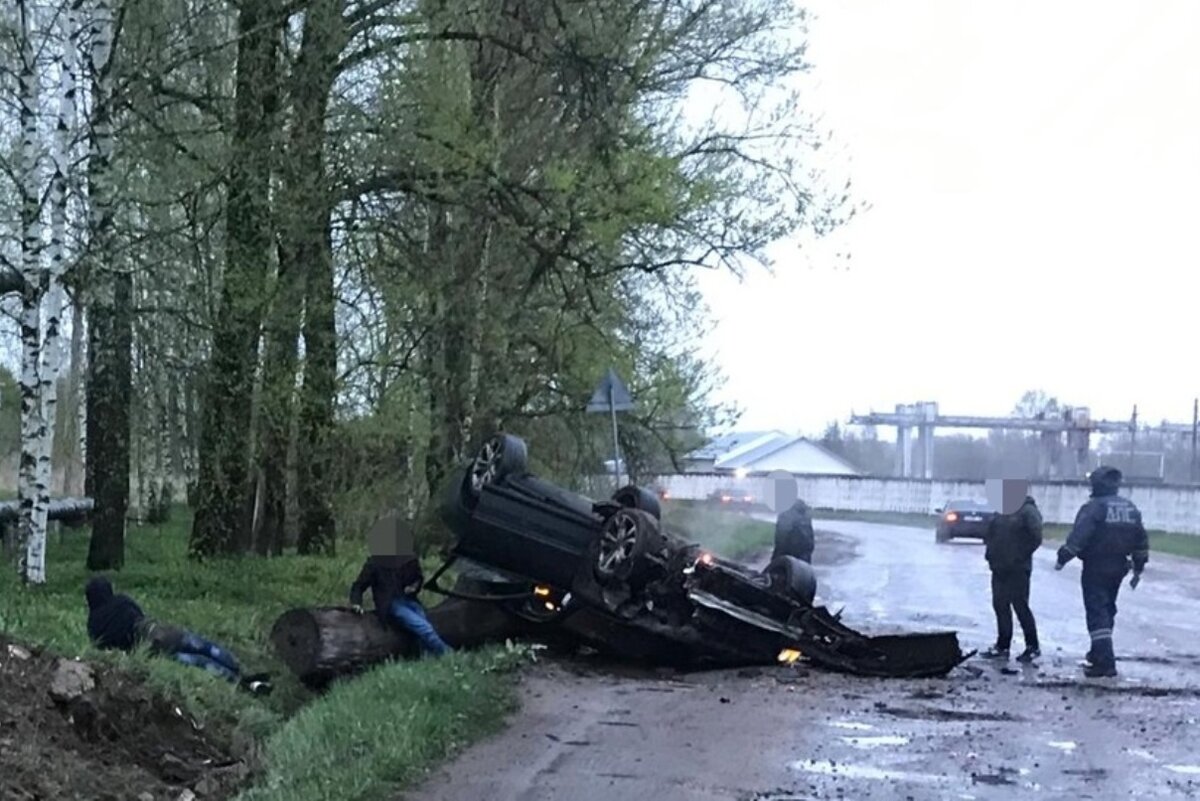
[849,401,1200,481]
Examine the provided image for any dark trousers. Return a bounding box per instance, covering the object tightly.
[991,569,1038,650]
[1081,562,1127,669]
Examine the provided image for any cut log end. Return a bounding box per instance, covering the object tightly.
[268,608,324,680]
[269,606,412,689]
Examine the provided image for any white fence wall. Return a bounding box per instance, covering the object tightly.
[648,473,1200,536]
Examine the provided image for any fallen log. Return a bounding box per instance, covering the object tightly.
[270,597,531,689]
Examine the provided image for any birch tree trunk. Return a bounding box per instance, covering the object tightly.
[33,0,82,562]
[84,0,132,572]
[16,0,49,583]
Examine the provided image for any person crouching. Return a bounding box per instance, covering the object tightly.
[348,512,452,657]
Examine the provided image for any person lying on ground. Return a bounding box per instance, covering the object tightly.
[84,576,272,695]
[348,512,453,657]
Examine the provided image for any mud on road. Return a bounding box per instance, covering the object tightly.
[406,650,1200,801]
[0,634,246,801]
[405,524,1200,801]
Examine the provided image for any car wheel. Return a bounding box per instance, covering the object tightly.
[612,485,662,521]
[593,508,654,585]
[465,433,528,501]
[765,555,817,606]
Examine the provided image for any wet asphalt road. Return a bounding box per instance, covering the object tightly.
[404,519,1200,801]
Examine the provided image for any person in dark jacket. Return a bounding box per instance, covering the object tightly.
[981,492,1043,662]
[1055,465,1149,678]
[84,576,271,694]
[349,513,452,657]
[773,499,815,564]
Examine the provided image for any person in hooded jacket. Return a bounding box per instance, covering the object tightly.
[85,576,271,694]
[980,494,1043,662]
[1055,465,1149,678]
[773,499,815,564]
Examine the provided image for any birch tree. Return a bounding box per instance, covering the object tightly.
[33,1,81,563]
[14,0,51,583]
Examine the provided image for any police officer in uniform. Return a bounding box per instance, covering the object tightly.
[1055,465,1149,678]
[773,498,815,564]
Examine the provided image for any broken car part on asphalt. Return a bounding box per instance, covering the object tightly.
[432,432,972,678]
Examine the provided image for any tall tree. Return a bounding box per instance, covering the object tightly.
[276,0,346,556]
[15,0,50,583]
[189,0,283,557]
[85,0,132,571]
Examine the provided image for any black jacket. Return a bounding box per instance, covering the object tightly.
[1061,467,1149,571]
[85,576,146,652]
[773,500,815,563]
[349,554,424,622]
[984,496,1043,573]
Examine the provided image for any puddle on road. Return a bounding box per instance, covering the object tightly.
[1165,765,1200,775]
[1048,741,1078,753]
[828,720,874,731]
[840,735,910,748]
[790,760,949,785]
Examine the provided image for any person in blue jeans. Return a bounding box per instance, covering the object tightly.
[84,576,272,694]
[348,512,452,657]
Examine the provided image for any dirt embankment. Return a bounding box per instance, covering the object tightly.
[1,634,247,801]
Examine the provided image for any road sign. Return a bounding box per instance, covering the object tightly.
[586,368,634,413]
[586,368,633,490]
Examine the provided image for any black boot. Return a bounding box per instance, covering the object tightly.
[1016,646,1041,664]
[1083,639,1116,678]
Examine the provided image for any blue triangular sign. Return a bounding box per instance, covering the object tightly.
[586,368,634,413]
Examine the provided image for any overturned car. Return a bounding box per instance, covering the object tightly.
[431,433,970,679]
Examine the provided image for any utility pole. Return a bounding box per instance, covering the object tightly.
[1192,398,1198,484]
[1129,404,1138,477]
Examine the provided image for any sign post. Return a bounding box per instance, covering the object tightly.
[586,368,634,490]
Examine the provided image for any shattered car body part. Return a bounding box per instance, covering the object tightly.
[435,432,971,677]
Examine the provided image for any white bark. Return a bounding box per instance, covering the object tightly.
[34,0,82,556]
[17,0,48,584]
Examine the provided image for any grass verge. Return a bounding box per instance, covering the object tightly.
[0,508,527,800]
[661,500,775,561]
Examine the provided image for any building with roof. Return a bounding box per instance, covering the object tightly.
[682,431,862,477]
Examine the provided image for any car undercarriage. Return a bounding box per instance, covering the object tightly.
[432,433,972,678]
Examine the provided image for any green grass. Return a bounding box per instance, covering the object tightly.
[238,648,523,801]
[0,508,528,800]
[805,508,1200,560]
[661,500,775,561]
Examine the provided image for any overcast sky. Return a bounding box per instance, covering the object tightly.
[694,0,1200,438]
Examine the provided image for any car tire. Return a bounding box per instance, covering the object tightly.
[765,555,817,606]
[612,485,662,521]
[592,508,655,585]
[464,433,528,503]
